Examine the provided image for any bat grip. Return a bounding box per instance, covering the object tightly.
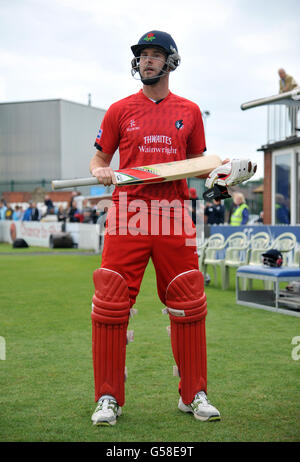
[51,177,100,190]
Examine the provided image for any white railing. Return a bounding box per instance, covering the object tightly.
[241,89,300,145]
[267,103,300,144]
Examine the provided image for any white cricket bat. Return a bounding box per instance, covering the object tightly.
[52,155,222,190]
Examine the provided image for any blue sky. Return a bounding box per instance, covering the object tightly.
[1,0,300,179]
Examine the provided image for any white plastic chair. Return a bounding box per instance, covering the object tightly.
[291,246,300,268]
[204,232,249,289]
[271,232,297,265]
[197,238,208,273]
[201,233,225,286]
[247,231,271,265]
[264,232,297,290]
[243,232,271,289]
[223,232,250,289]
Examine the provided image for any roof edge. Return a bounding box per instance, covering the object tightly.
[0,98,105,111]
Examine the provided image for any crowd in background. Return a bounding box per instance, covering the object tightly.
[1,190,256,227]
[189,188,254,226]
[0,193,100,225]
[1,190,290,227]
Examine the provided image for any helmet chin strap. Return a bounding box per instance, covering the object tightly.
[142,75,161,86]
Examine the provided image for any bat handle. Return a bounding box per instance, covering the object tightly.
[51,177,101,190]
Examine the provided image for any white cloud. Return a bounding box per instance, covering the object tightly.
[235,33,290,55]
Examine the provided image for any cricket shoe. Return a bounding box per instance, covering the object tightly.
[91,395,122,426]
[178,391,220,422]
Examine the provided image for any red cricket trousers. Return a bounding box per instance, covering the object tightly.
[100,205,199,306]
[92,204,207,405]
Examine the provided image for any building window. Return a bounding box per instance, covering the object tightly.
[274,153,291,224]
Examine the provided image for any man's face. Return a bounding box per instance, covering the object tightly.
[139,47,167,80]
[278,69,286,79]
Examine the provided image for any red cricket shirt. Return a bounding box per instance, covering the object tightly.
[94,90,206,206]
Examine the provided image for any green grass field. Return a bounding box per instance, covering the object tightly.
[0,243,299,442]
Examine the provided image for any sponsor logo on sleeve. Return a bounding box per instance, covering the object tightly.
[96,128,103,141]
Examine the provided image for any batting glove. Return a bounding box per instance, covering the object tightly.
[205,159,257,189]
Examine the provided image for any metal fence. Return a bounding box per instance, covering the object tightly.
[267,103,300,144]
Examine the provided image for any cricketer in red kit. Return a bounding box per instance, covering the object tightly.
[89,30,221,426]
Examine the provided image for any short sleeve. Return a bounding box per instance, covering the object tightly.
[94,103,120,154]
[186,105,206,155]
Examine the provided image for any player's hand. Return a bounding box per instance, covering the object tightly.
[91,166,117,186]
[205,159,257,189]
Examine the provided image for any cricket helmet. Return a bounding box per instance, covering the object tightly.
[262,249,283,267]
[131,30,181,85]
